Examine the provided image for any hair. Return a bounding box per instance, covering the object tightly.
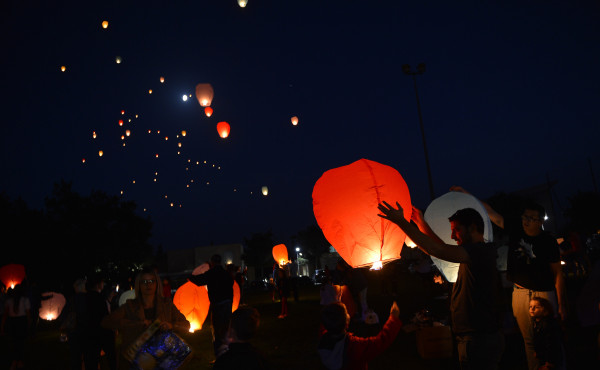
[134,267,164,303]
[448,208,484,234]
[522,200,545,220]
[530,296,554,317]
[321,302,349,335]
[86,274,104,292]
[210,254,222,265]
[230,305,260,341]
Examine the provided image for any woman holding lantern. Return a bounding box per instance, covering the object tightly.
[101,268,190,369]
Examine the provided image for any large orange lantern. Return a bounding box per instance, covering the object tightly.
[216,122,230,138]
[232,281,240,313]
[195,83,214,107]
[0,264,26,289]
[39,292,66,321]
[312,159,411,269]
[272,244,289,266]
[204,107,213,117]
[173,282,210,333]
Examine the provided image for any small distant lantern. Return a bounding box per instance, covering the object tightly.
[204,107,213,117]
[101,20,109,29]
[155,154,159,158]
[291,116,299,126]
[82,158,86,163]
[121,110,125,115]
[181,130,186,136]
[98,150,104,157]
[135,114,139,118]
[178,143,182,148]
[216,122,230,138]
[262,186,268,196]
[118,120,123,126]
[115,56,122,64]
[148,89,153,94]
[238,0,248,7]
[164,136,168,141]
[160,76,165,83]
[92,131,97,139]
[195,83,214,107]
[125,130,131,136]
[60,66,66,72]
[121,135,125,140]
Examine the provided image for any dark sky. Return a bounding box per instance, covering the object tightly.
[1,0,599,251]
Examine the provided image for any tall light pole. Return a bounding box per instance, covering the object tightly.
[402,63,435,201]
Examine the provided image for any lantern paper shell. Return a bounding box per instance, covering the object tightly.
[173,282,210,332]
[195,83,214,107]
[232,281,240,313]
[39,292,66,320]
[423,191,494,283]
[102,20,109,29]
[118,289,136,306]
[272,244,288,266]
[291,116,299,126]
[204,107,213,117]
[0,264,26,289]
[216,122,230,138]
[261,186,268,196]
[313,159,411,268]
[192,263,210,276]
[238,0,248,7]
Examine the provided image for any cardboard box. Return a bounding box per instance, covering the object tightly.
[416,325,453,359]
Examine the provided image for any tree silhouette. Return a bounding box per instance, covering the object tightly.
[564,191,600,235]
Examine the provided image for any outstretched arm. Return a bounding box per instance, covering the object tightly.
[378,201,469,263]
[450,186,505,229]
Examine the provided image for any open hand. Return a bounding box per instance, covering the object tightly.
[390,301,400,319]
[377,201,406,224]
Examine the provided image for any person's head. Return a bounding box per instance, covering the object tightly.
[321,302,350,335]
[521,201,545,237]
[134,267,163,304]
[529,296,553,320]
[73,278,87,294]
[448,208,484,245]
[86,275,104,293]
[210,254,222,267]
[228,305,260,342]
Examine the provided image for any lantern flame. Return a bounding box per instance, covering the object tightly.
[370,261,383,270]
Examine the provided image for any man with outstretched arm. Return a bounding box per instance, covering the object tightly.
[378,201,504,370]
[450,186,566,370]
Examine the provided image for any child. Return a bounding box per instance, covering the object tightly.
[214,305,271,370]
[318,301,402,370]
[529,296,565,370]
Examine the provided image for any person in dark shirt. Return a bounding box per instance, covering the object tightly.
[530,297,565,369]
[378,202,504,369]
[213,305,271,370]
[189,254,234,357]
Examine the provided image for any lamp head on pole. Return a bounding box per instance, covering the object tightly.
[401,64,412,75]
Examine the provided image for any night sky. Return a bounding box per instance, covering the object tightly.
[1,0,599,251]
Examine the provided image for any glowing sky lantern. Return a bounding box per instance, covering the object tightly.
[272,244,289,267]
[216,122,230,138]
[121,110,125,115]
[98,150,104,157]
[204,107,213,117]
[181,130,186,137]
[125,130,131,137]
[102,20,109,29]
[60,66,66,72]
[115,56,122,64]
[39,292,66,321]
[238,0,248,7]
[232,281,240,312]
[118,120,123,126]
[291,116,299,126]
[195,83,214,107]
[312,159,411,269]
[149,89,153,94]
[173,281,210,332]
[423,191,494,283]
[0,264,26,289]
[261,186,268,196]
[160,76,165,83]
[118,289,136,306]
[92,131,97,139]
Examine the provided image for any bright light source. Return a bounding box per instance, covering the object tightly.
[544,215,549,221]
[561,261,565,265]
[405,236,417,248]
[182,95,188,102]
[296,247,300,252]
[370,261,383,270]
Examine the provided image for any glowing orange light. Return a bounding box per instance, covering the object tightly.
[291,116,299,126]
[173,282,210,333]
[118,120,123,126]
[60,66,66,72]
[217,122,230,138]
[125,130,130,137]
[272,244,289,267]
[204,107,213,117]
[92,131,97,139]
[102,21,109,29]
[195,83,214,107]
[181,130,187,136]
[99,150,104,157]
[160,76,165,83]
[121,110,125,115]
[149,89,153,94]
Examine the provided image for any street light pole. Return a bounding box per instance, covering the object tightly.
[402,63,435,201]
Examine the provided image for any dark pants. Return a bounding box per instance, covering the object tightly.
[211,300,232,356]
[455,330,504,370]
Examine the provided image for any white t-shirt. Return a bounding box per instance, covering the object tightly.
[4,296,31,317]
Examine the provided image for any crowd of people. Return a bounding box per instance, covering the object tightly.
[1,185,599,370]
